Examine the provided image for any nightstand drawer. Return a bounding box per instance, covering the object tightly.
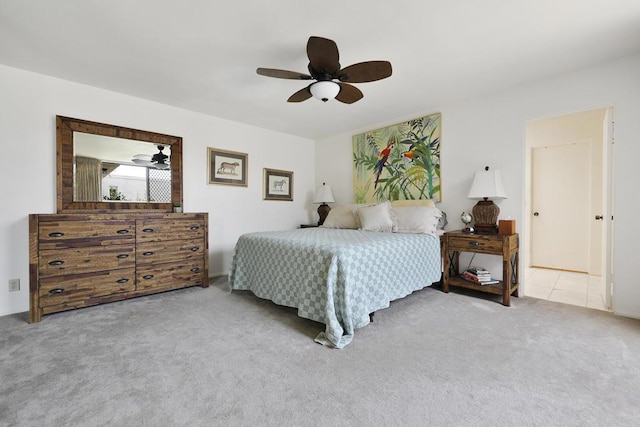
[448,235,503,254]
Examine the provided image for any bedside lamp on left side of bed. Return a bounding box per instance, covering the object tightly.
[314,182,335,226]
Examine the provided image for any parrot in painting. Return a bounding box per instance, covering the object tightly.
[374,141,394,188]
[402,140,421,160]
[402,144,417,160]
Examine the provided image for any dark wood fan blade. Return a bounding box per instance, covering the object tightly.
[335,83,363,104]
[287,86,312,103]
[338,61,392,83]
[307,36,340,75]
[257,68,312,80]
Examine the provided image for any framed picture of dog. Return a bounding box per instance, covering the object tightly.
[263,168,293,201]
[207,147,248,186]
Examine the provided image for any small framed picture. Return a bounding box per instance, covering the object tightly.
[263,168,293,201]
[208,147,248,186]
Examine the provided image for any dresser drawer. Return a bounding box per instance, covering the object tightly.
[39,245,135,277]
[39,220,135,249]
[38,268,136,308]
[136,219,205,242]
[137,262,205,291]
[448,235,503,254]
[136,238,205,267]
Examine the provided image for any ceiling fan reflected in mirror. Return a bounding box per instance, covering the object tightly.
[257,36,392,104]
[132,145,170,169]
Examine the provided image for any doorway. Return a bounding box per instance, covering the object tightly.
[525,107,613,310]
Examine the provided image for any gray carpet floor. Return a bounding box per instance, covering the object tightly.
[1,277,639,427]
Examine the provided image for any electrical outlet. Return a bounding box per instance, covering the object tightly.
[9,279,20,292]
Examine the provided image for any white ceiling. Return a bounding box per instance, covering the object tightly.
[1,0,639,140]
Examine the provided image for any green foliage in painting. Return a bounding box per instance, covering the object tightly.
[353,113,441,203]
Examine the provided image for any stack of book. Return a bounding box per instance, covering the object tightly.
[462,267,499,285]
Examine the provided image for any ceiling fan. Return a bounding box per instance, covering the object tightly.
[132,145,170,170]
[257,36,392,104]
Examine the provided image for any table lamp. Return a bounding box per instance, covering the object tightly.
[467,166,507,233]
[313,182,335,226]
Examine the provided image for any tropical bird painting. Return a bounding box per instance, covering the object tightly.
[352,112,441,203]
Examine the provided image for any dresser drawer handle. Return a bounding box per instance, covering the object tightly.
[48,260,64,266]
[116,278,129,284]
[190,246,199,252]
[191,267,200,273]
[469,241,482,247]
[116,229,129,234]
[142,228,154,233]
[142,274,154,280]
[49,288,64,294]
[116,254,129,259]
[48,232,64,237]
[190,225,200,230]
[142,251,154,256]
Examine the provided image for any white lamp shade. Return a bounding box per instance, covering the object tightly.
[314,183,335,203]
[468,169,507,199]
[310,81,340,102]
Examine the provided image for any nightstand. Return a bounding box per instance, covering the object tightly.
[442,231,519,306]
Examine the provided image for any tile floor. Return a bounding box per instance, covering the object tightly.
[524,267,609,311]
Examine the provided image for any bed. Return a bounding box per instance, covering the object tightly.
[229,201,444,348]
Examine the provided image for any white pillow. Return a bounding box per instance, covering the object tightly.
[392,206,442,234]
[322,204,367,229]
[356,201,395,233]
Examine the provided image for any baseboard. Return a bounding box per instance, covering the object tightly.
[209,271,229,279]
[612,308,640,320]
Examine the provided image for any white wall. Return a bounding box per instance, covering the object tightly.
[0,64,315,317]
[315,53,640,319]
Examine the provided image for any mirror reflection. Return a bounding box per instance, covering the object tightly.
[73,133,172,203]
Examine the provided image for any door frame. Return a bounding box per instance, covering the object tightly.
[523,106,614,310]
[603,107,614,309]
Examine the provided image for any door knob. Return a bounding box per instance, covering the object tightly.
[533,212,539,216]
[595,215,603,220]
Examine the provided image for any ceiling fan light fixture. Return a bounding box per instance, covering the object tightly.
[258,37,391,104]
[310,81,340,102]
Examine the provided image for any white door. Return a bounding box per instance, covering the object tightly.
[531,142,591,272]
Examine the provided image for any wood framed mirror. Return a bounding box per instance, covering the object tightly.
[56,115,183,213]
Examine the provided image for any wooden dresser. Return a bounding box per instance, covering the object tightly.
[29,212,208,323]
